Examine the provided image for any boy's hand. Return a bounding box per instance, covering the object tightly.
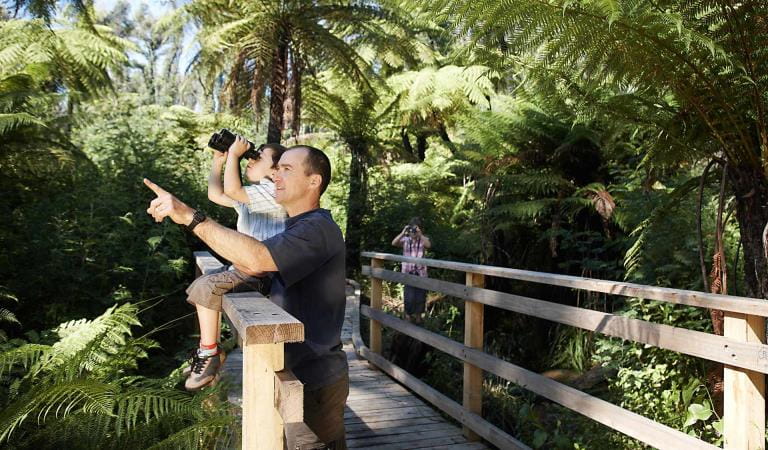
[211,149,228,165]
[144,178,195,225]
[228,135,249,158]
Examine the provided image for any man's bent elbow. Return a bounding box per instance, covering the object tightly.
[234,262,264,277]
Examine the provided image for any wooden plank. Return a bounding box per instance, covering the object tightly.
[370,258,384,355]
[360,252,768,317]
[284,422,325,450]
[348,382,410,393]
[361,306,717,450]
[275,370,303,424]
[723,312,766,449]
[463,272,484,441]
[243,343,283,450]
[359,346,529,450]
[353,435,478,450]
[419,444,487,450]
[346,397,426,413]
[345,416,443,433]
[194,250,226,275]
[362,266,768,375]
[344,406,440,423]
[222,292,304,345]
[347,423,461,440]
[347,391,412,401]
[346,426,464,448]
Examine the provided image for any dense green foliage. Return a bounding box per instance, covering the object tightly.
[2,0,767,447]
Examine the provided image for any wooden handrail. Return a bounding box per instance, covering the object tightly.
[362,266,768,374]
[360,251,768,317]
[359,252,765,450]
[193,252,322,450]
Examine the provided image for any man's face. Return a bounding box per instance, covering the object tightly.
[274,148,314,206]
[245,147,275,182]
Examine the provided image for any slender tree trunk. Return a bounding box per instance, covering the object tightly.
[416,133,427,161]
[291,56,302,138]
[729,162,768,300]
[438,122,451,143]
[227,51,246,113]
[401,128,413,155]
[345,141,368,277]
[267,38,288,143]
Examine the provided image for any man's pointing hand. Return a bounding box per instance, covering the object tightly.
[144,178,194,225]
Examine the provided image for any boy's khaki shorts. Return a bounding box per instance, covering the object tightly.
[186,266,269,311]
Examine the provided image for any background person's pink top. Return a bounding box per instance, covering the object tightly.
[400,236,428,277]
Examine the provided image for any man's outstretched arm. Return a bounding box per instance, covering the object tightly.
[143,178,276,275]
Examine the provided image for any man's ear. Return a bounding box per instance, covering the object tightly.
[309,174,322,189]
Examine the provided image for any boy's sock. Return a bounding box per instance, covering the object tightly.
[198,341,218,358]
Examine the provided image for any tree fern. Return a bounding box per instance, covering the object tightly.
[428,0,768,297]
[0,303,234,448]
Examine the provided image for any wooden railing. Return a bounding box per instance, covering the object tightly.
[356,251,768,450]
[194,252,322,450]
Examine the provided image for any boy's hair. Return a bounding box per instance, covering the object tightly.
[261,143,287,168]
[408,217,422,228]
[289,145,332,195]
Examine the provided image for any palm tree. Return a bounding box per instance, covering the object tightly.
[303,72,383,275]
[435,0,768,299]
[166,0,409,142]
[0,17,130,157]
[5,0,91,23]
[386,64,497,160]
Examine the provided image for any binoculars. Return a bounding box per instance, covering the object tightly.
[208,129,262,160]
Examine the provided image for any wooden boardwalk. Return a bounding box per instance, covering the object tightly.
[341,285,489,449]
[343,345,487,449]
[221,284,489,449]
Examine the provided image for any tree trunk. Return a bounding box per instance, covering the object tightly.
[416,133,427,161]
[267,39,288,143]
[729,162,768,300]
[285,50,302,139]
[401,128,413,155]
[345,142,368,277]
[227,51,246,113]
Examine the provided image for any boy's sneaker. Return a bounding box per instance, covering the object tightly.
[184,350,224,391]
[182,348,225,377]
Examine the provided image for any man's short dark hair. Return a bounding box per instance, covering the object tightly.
[260,143,287,168]
[289,145,331,195]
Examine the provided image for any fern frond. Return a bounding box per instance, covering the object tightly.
[0,344,50,378]
[623,175,702,278]
[0,379,116,443]
[146,415,235,450]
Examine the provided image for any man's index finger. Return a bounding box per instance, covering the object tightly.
[143,178,167,195]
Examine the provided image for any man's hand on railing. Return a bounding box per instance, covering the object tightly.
[144,178,195,226]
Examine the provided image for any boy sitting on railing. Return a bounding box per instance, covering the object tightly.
[184,136,287,391]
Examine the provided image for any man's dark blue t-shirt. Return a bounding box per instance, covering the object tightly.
[262,208,347,390]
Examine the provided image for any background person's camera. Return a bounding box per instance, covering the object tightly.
[207,129,262,160]
[405,225,417,235]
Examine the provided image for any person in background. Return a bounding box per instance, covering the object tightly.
[184,137,286,391]
[391,217,432,323]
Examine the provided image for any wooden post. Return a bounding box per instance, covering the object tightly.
[370,258,384,355]
[243,343,284,450]
[463,272,484,441]
[723,312,765,450]
[222,292,305,450]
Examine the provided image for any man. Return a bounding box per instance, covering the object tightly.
[144,145,348,448]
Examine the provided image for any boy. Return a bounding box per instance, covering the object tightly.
[184,136,287,391]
